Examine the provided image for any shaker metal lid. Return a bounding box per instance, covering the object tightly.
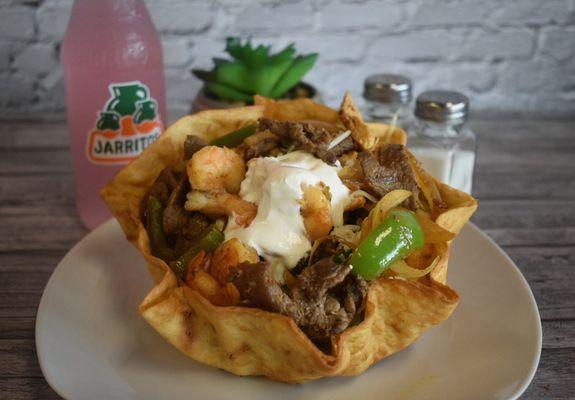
[415,90,469,122]
[363,74,412,104]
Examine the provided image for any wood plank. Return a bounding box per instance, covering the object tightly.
[504,247,575,321]
[0,263,69,318]
[0,251,64,273]
[483,227,575,247]
[0,176,75,207]
[521,348,575,399]
[470,118,575,141]
[0,339,43,378]
[0,149,72,175]
[0,377,62,400]
[472,199,575,229]
[0,292,47,318]
[477,137,575,169]
[0,252,67,318]
[0,206,85,252]
[476,148,575,170]
[0,342,572,400]
[478,130,575,153]
[0,318,36,340]
[473,171,575,204]
[0,120,69,150]
[542,320,575,349]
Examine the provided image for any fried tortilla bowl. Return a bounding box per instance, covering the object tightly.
[101,94,477,383]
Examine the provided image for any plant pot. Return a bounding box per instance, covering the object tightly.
[190,82,322,114]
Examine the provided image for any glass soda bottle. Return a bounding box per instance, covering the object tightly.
[62,0,166,230]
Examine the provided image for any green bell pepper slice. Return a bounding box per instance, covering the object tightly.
[146,195,175,262]
[349,210,424,280]
[210,124,258,147]
[171,226,225,279]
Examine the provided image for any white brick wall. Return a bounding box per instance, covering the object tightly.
[0,0,574,117]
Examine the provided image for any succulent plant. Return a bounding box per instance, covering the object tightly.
[192,37,318,103]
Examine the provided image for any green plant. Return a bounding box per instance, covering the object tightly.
[192,37,318,103]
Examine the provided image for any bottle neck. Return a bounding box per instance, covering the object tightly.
[70,0,149,24]
[63,0,161,69]
[415,118,466,138]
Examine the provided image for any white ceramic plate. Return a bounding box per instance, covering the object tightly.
[36,220,541,400]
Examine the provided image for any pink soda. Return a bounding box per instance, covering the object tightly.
[62,0,166,230]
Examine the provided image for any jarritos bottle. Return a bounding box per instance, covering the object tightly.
[62,0,166,229]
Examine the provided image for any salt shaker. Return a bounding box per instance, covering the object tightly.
[363,74,413,129]
[409,90,476,194]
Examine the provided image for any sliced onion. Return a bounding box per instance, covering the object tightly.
[386,110,400,137]
[332,224,361,245]
[388,256,439,279]
[327,130,352,150]
[350,189,378,203]
[360,189,412,241]
[405,150,444,217]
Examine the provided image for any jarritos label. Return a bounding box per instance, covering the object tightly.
[87,81,163,164]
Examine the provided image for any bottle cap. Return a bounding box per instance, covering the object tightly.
[363,74,412,104]
[415,90,469,123]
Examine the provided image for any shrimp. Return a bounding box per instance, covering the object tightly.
[345,194,366,211]
[185,190,257,227]
[187,270,240,306]
[300,183,333,242]
[187,146,245,194]
[210,238,259,284]
[186,145,256,226]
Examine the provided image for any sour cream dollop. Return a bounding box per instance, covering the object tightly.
[224,151,350,275]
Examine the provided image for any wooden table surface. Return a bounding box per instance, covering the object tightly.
[1,116,574,399]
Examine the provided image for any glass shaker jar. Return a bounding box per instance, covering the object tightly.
[408,90,476,194]
[363,74,412,129]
